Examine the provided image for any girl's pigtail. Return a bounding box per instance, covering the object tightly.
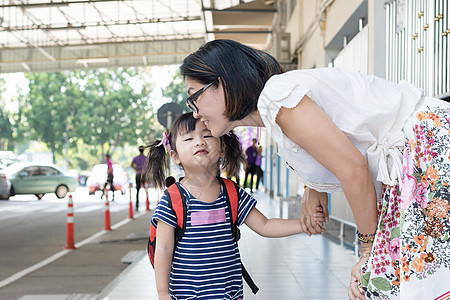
[220,131,245,179]
[143,140,169,190]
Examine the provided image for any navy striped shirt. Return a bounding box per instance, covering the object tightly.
[151,184,256,299]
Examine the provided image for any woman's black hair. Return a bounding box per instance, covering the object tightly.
[143,112,244,189]
[180,39,284,121]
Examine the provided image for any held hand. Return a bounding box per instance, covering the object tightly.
[300,187,329,236]
[299,206,326,235]
[312,206,326,227]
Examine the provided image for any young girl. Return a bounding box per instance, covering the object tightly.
[144,112,325,300]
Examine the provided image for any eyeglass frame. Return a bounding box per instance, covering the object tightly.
[185,80,217,113]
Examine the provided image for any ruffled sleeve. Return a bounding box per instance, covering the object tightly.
[258,76,312,152]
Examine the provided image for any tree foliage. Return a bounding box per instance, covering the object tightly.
[161,71,189,113]
[20,67,162,166]
[0,78,13,150]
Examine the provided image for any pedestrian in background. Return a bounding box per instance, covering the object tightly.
[131,146,146,211]
[102,153,115,201]
[255,146,263,191]
[243,138,257,193]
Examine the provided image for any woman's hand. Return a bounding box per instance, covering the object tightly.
[300,187,329,235]
[348,256,368,300]
[348,242,372,300]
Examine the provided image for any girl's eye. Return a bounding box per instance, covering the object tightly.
[184,137,193,142]
[204,135,213,138]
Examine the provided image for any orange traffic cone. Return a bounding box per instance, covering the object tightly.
[128,183,134,219]
[64,195,77,250]
[104,194,112,231]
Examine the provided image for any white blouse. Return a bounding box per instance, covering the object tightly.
[257,68,423,199]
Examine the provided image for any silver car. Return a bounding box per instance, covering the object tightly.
[0,170,11,200]
[1,162,78,200]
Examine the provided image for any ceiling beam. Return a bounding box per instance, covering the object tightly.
[0,0,123,9]
[0,16,202,32]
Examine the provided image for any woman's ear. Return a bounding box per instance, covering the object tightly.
[170,150,181,165]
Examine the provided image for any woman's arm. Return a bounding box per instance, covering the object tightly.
[275,95,378,237]
[154,221,175,299]
[244,206,325,237]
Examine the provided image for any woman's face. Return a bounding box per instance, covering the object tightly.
[184,77,232,137]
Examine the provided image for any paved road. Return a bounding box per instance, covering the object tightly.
[0,188,156,300]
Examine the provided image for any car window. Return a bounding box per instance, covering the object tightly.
[40,166,61,176]
[22,166,40,176]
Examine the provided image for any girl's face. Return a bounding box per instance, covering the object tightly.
[184,77,233,137]
[170,120,223,175]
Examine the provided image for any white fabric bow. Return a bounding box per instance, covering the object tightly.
[374,131,405,186]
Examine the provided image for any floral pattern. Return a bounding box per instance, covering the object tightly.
[361,105,450,299]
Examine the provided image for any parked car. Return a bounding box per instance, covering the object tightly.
[86,164,129,195]
[0,170,11,200]
[1,162,78,200]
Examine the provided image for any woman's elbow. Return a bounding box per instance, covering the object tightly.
[340,156,372,186]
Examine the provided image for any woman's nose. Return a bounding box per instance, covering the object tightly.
[193,111,200,119]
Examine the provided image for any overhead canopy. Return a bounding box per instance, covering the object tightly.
[0,0,276,73]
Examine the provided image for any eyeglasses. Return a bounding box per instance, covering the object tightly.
[186,81,215,113]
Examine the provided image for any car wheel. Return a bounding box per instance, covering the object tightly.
[56,185,69,199]
[35,193,44,200]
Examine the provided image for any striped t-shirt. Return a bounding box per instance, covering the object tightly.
[151,183,257,299]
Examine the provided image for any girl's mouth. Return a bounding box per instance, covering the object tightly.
[195,149,208,155]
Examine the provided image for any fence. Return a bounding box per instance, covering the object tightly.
[386,0,449,98]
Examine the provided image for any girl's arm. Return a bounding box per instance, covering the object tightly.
[244,206,325,237]
[275,95,378,237]
[154,221,175,299]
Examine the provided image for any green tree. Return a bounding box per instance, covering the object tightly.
[0,77,14,150]
[75,68,157,158]
[161,71,189,112]
[7,67,164,169]
[23,72,80,161]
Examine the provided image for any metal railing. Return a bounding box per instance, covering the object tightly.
[386,0,449,98]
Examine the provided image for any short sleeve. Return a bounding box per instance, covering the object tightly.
[258,74,312,152]
[236,187,257,226]
[150,193,177,228]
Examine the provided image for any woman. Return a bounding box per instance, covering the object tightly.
[179,39,450,299]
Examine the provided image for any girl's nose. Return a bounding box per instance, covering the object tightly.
[196,138,206,146]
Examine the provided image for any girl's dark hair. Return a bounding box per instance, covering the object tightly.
[180,39,284,121]
[143,112,244,189]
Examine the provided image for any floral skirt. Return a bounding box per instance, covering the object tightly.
[361,100,450,299]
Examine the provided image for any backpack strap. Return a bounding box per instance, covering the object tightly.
[219,177,259,294]
[165,182,187,246]
[220,177,240,239]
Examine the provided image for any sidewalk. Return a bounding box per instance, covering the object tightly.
[96,190,357,300]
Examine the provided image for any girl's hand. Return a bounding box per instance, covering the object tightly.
[300,187,329,235]
[311,206,326,229]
